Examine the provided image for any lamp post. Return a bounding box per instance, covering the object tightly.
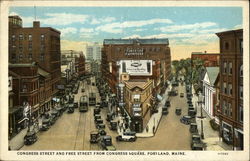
[197,92,206,139]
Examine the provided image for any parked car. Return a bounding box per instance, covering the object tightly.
[189,123,198,133]
[106,113,113,122]
[98,129,107,136]
[180,115,193,125]
[109,121,117,131]
[40,118,51,131]
[50,115,57,125]
[188,109,196,118]
[99,135,116,151]
[162,106,169,115]
[73,102,78,108]
[94,108,101,116]
[191,134,206,150]
[116,131,137,142]
[97,123,105,129]
[94,114,101,121]
[90,131,99,144]
[67,104,74,113]
[175,108,182,115]
[95,118,103,125]
[165,100,170,107]
[180,93,184,97]
[24,130,37,145]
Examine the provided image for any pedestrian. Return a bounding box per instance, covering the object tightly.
[146,126,149,133]
[153,126,155,134]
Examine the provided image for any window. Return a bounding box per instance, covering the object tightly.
[228,103,232,117]
[19,44,23,51]
[40,53,45,61]
[28,53,32,60]
[22,84,27,92]
[28,42,32,51]
[147,62,151,73]
[223,62,227,74]
[239,106,243,123]
[240,86,243,99]
[19,34,23,40]
[11,53,16,60]
[19,54,23,60]
[40,44,45,51]
[122,62,126,73]
[223,82,227,94]
[240,65,243,77]
[12,35,15,41]
[225,42,229,50]
[41,34,45,41]
[222,100,227,115]
[229,62,232,75]
[28,34,32,41]
[239,39,243,54]
[228,84,232,95]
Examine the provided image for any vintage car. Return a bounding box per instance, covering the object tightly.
[90,131,99,144]
[67,104,74,113]
[73,102,78,108]
[40,118,51,131]
[109,121,117,131]
[99,135,116,151]
[94,114,101,121]
[180,93,184,97]
[162,106,169,115]
[191,134,206,150]
[175,108,182,115]
[98,129,107,136]
[180,115,193,125]
[93,108,101,116]
[116,131,137,142]
[24,130,37,145]
[189,123,198,133]
[97,123,106,129]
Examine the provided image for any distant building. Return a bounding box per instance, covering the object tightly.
[202,67,219,119]
[216,29,243,150]
[86,42,102,61]
[61,50,82,65]
[191,51,220,67]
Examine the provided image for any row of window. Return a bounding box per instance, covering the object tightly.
[222,62,243,76]
[11,53,45,61]
[11,34,45,41]
[223,82,243,98]
[11,43,45,51]
[223,39,243,54]
[222,101,243,123]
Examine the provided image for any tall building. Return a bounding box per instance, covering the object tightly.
[101,38,171,132]
[86,42,102,61]
[9,15,61,97]
[101,38,171,95]
[216,29,243,150]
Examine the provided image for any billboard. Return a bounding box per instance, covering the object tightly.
[119,60,152,76]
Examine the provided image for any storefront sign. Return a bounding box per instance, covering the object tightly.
[125,48,143,56]
[120,60,152,76]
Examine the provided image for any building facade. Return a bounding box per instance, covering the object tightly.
[86,42,102,61]
[9,16,61,99]
[191,52,220,67]
[202,67,219,119]
[101,38,171,95]
[216,29,243,150]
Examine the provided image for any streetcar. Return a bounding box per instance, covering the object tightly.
[79,95,88,112]
[89,93,96,106]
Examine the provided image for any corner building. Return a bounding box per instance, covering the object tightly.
[216,29,243,150]
[101,38,171,132]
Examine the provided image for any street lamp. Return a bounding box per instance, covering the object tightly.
[197,92,206,139]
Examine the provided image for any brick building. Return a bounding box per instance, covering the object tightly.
[9,15,61,99]
[216,29,243,150]
[101,38,171,132]
[101,38,171,95]
[191,52,220,67]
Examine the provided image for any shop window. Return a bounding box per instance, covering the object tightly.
[240,65,243,77]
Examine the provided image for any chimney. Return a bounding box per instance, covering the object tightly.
[33,21,40,28]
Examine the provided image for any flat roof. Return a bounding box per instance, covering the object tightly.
[103,38,169,45]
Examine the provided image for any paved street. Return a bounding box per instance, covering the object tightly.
[20,79,191,150]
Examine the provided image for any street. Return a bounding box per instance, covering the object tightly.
[21,79,191,150]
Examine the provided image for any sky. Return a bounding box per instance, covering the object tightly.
[9,7,242,60]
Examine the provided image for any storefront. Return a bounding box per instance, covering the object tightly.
[9,106,24,139]
[221,121,233,145]
[234,128,243,150]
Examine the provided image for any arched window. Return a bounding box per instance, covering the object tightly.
[240,65,243,77]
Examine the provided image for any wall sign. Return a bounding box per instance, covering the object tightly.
[125,48,143,56]
[119,60,152,76]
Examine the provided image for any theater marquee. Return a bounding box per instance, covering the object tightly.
[119,60,152,76]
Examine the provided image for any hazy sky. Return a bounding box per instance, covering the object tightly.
[9,7,242,60]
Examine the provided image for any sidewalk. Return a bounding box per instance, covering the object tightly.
[136,83,172,138]
[191,85,232,150]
